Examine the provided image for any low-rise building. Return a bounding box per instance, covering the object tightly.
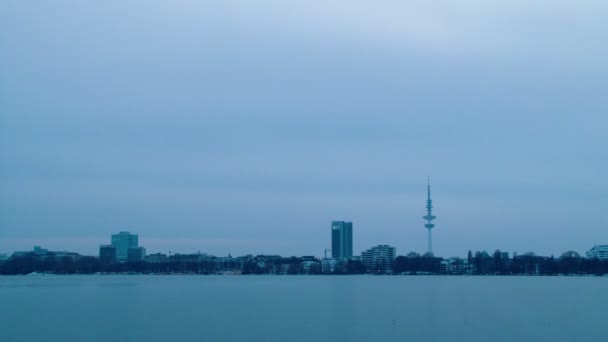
[145,253,168,263]
[170,253,202,263]
[13,246,81,262]
[127,247,146,262]
[99,245,117,264]
[215,254,240,271]
[586,245,608,260]
[301,256,317,262]
[301,261,320,274]
[256,255,282,263]
[321,258,347,273]
[33,246,49,255]
[439,258,473,274]
[322,258,337,273]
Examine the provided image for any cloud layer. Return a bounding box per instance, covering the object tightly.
[1,1,607,257]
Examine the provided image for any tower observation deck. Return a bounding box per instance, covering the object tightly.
[423,177,436,255]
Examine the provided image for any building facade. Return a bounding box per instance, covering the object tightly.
[127,247,146,262]
[331,221,353,259]
[99,245,117,264]
[439,258,473,274]
[322,258,346,273]
[145,253,168,263]
[361,245,396,272]
[301,261,320,274]
[586,245,608,260]
[111,231,139,261]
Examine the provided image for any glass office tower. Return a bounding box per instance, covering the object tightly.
[331,221,353,259]
[111,231,139,261]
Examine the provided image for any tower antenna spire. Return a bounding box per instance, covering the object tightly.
[423,177,436,255]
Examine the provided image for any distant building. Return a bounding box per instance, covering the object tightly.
[361,245,396,272]
[170,253,202,263]
[13,246,49,257]
[439,258,473,274]
[99,245,117,264]
[215,254,239,271]
[322,258,338,273]
[234,256,247,271]
[111,232,139,261]
[277,263,291,275]
[52,251,81,260]
[145,253,168,263]
[331,221,353,259]
[256,255,282,262]
[586,245,608,260]
[301,256,317,262]
[301,261,320,274]
[127,247,146,262]
[13,246,80,261]
[33,246,49,255]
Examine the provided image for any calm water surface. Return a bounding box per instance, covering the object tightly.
[0,275,605,342]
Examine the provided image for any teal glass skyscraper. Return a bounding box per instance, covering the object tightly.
[111,231,139,261]
[331,221,353,259]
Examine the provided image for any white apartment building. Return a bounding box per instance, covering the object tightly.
[361,245,396,272]
[586,245,608,260]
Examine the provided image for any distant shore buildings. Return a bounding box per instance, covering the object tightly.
[1,182,607,276]
[99,231,145,264]
[10,246,81,261]
[326,221,396,274]
[1,242,607,276]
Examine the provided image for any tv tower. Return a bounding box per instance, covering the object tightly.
[423,177,436,255]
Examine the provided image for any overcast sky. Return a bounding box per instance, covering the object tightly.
[1,1,606,258]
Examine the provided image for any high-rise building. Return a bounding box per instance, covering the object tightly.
[361,245,396,272]
[111,231,139,261]
[99,245,117,264]
[586,245,608,260]
[423,178,437,255]
[331,221,353,259]
[127,247,146,262]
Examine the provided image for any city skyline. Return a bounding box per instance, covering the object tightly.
[5,230,607,263]
[4,234,607,277]
[1,1,607,258]
[2,178,604,258]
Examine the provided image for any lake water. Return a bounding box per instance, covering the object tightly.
[0,275,605,342]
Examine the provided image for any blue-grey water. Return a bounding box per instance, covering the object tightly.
[0,275,605,342]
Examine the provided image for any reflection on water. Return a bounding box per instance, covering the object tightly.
[0,275,605,342]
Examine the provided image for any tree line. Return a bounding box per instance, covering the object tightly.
[465,250,608,275]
